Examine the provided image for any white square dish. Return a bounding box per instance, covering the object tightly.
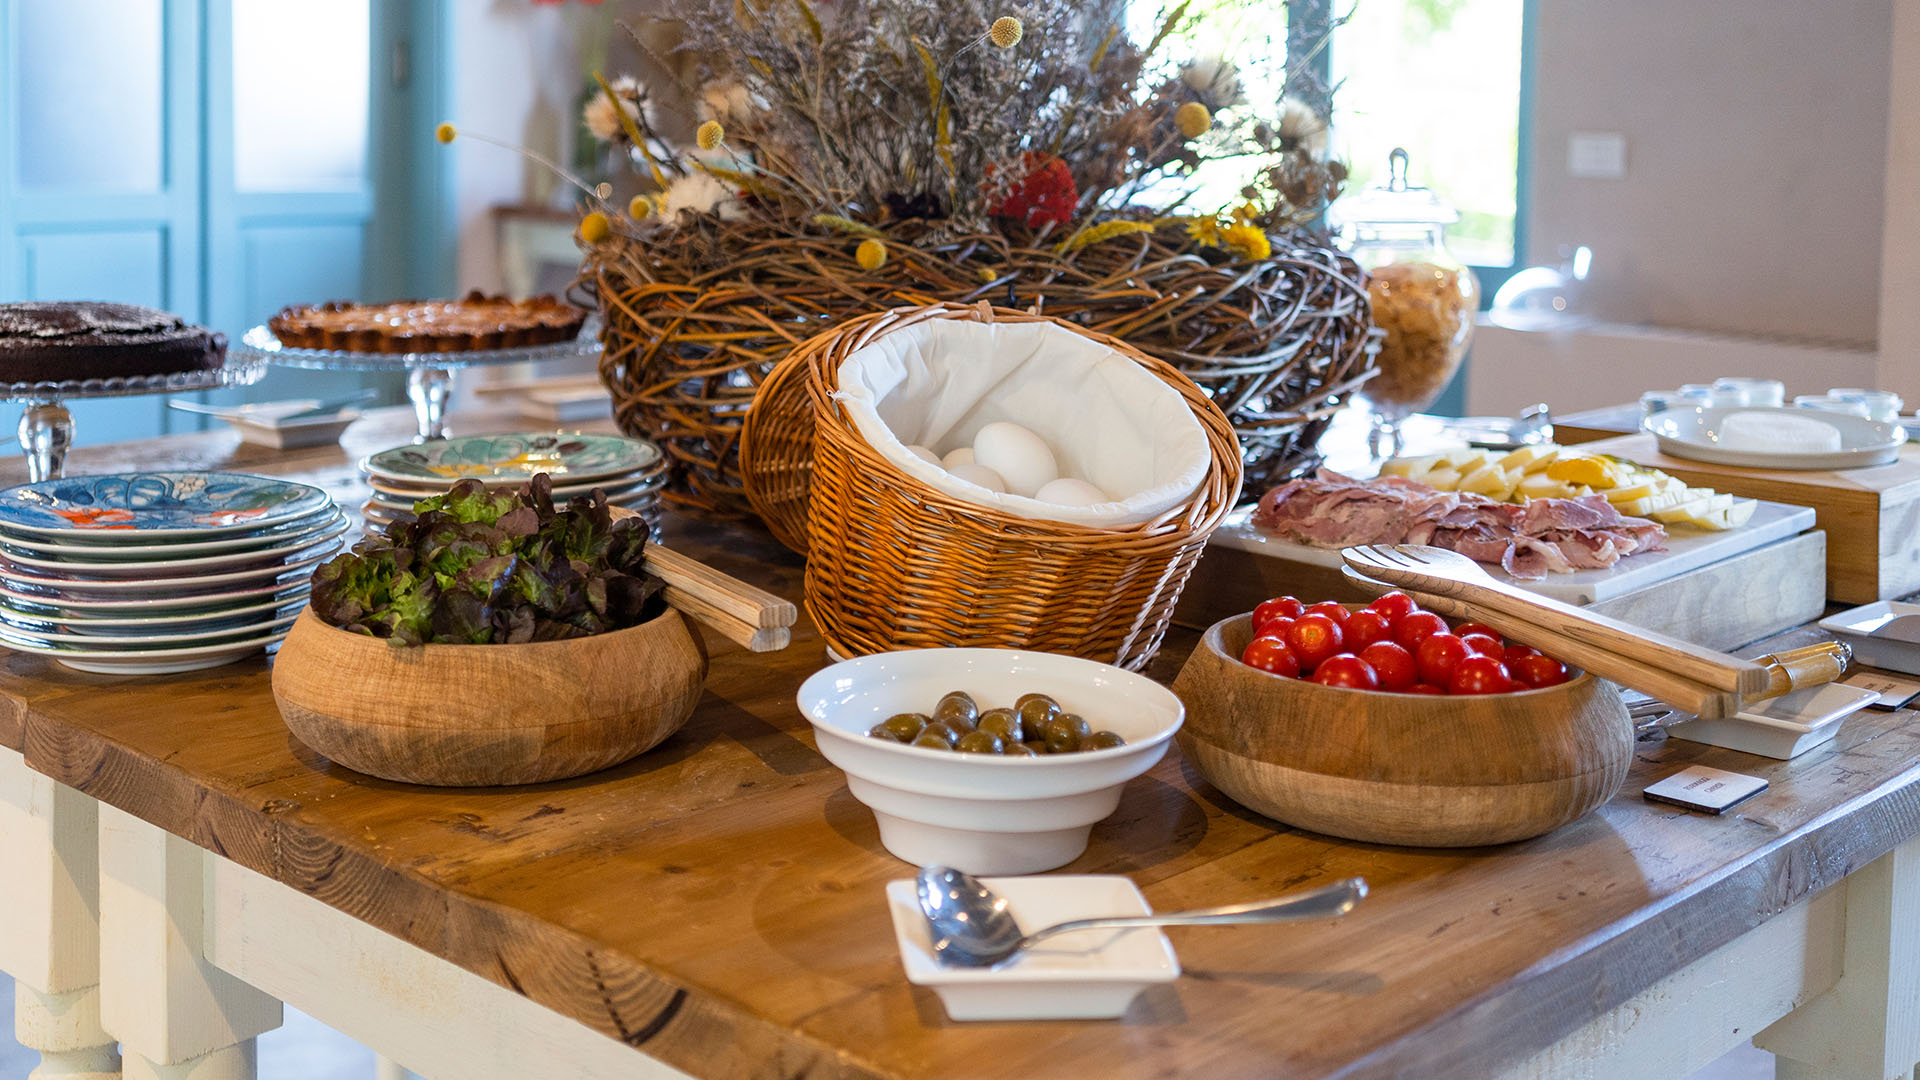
[885,875,1178,1021]
[1665,682,1880,759]
[1819,600,1920,676]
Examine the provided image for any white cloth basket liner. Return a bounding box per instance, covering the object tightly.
[833,318,1211,527]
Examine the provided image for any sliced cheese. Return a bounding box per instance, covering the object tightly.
[1517,473,1579,500]
[1459,462,1518,500]
[1499,445,1557,471]
[1546,454,1620,488]
[1379,454,1438,479]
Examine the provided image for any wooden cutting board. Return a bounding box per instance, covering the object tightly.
[1580,433,1920,603]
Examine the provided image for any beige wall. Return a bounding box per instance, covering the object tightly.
[1527,0,1893,347]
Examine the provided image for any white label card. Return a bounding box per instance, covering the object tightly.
[1841,672,1920,711]
[1643,765,1769,815]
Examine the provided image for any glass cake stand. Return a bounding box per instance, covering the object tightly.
[2,356,269,482]
[231,322,604,442]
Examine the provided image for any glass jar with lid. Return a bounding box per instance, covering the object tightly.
[1331,148,1480,456]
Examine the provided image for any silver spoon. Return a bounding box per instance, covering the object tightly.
[914,865,1368,968]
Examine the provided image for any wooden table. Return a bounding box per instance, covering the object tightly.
[2,409,1918,1080]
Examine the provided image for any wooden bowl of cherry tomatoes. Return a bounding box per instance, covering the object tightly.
[1170,591,1632,847]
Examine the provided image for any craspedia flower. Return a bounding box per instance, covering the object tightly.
[628,195,654,220]
[696,120,725,152]
[1175,102,1212,140]
[435,123,457,144]
[856,239,888,271]
[579,212,612,244]
[989,16,1023,47]
[1221,222,1272,261]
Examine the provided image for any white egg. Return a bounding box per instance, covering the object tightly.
[972,421,1059,498]
[947,462,1008,494]
[941,446,975,468]
[1034,477,1109,506]
[903,444,942,466]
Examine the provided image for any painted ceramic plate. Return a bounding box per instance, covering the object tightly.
[0,609,300,648]
[0,579,310,615]
[0,507,343,560]
[362,434,660,485]
[365,472,661,501]
[0,515,348,577]
[0,595,308,636]
[363,481,654,514]
[0,625,287,675]
[0,473,334,538]
[0,545,337,596]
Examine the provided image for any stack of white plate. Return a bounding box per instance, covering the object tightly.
[358,432,667,534]
[0,473,344,674]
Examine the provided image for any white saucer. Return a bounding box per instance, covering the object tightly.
[1644,406,1906,470]
[0,515,348,577]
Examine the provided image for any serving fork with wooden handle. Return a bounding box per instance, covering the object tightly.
[1341,544,1774,719]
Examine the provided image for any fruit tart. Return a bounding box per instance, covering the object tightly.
[267,291,586,354]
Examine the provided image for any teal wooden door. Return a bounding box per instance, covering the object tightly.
[0,0,449,447]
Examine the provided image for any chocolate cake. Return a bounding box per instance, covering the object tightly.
[268,291,587,353]
[0,302,227,384]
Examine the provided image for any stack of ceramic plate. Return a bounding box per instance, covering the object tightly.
[358,432,667,535]
[0,472,344,674]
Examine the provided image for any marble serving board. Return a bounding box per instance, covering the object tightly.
[1202,498,1816,605]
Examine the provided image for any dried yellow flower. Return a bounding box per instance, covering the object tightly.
[989,16,1023,47]
[435,123,457,144]
[1057,220,1156,253]
[1221,222,1272,261]
[1183,216,1221,247]
[580,212,612,244]
[628,195,654,220]
[1175,102,1212,140]
[856,238,888,270]
[696,120,725,152]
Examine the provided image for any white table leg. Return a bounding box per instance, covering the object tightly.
[1757,832,1920,1080]
[96,804,280,1080]
[0,746,120,1078]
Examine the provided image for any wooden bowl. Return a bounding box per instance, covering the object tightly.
[1171,614,1631,847]
[271,609,708,786]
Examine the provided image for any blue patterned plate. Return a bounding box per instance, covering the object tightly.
[0,473,334,539]
[363,433,660,485]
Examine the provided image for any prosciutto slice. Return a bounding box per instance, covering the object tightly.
[1253,470,1667,581]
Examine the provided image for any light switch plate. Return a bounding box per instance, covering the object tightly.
[1567,131,1628,179]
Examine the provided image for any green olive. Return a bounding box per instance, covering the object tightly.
[955,730,1005,754]
[1005,742,1040,757]
[874,713,929,742]
[933,691,979,729]
[1044,713,1092,754]
[1016,695,1060,731]
[1022,740,1051,756]
[1085,730,1127,750]
[911,731,956,750]
[977,709,1022,743]
[917,722,961,747]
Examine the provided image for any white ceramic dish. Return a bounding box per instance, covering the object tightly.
[0,515,347,577]
[796,648,1183,875]
[0,507,342,560]
[0,546,336,595]
[1665,682,1879,759]
[0,609,300,649]
[884,875,1177,1021]
[1818,600,1920,676]
[0,625,286,674]
[0,595,307,636]
[0,579,309,615]
[1643,406,1906,470]
[222,409,361,450]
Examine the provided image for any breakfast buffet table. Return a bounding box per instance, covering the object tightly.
[2,408,1918,1080]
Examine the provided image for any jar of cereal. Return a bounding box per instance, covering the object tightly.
[1332,148,1480,456]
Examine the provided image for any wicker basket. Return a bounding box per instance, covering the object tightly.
[585,217,1373,519]
[780,302,1241,671]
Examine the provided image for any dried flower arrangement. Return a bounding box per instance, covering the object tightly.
[449,0,1378,514]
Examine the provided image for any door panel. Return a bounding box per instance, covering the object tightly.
[21,230,168,307]
[14,0,165,192]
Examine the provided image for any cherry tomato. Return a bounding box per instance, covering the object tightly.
[1393,611,1450,651]
[1256,615,1296,643]
[1453,622,1502,644]
[1461,633,1504,658]
[1368,590,1419,623]
[1241,635,1302,678]
[1503,643,1540,665]
[1343,609,1394,651]
[1358,641,1418,691]
[1405,683,1447,695]
[1415,633,1470,687]
[1448,654,1512,695]
[1253,596,1305,631]
[1311,653,1379,690]
[1285,613,1345,672]
[1512,653,1571,688]
[1304,601,1351,627]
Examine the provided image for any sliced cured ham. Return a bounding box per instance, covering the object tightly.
[1253,470,1667,581]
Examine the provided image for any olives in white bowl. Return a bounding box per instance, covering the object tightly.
[867,690,1127,756]
[797,648,1183,874]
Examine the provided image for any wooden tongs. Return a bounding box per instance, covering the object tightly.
[609,508,796,652]
[1340,544,1846,718]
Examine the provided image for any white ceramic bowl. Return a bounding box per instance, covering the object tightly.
[797,648,1183,875]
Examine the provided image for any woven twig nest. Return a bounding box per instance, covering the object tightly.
[582,215,1374,518]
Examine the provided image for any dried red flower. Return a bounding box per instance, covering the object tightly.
[989,152,1078,230]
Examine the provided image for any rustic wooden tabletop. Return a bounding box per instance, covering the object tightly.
[1,408,1916,1079]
